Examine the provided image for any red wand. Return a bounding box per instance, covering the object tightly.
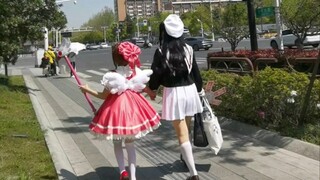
[61,53,97,113]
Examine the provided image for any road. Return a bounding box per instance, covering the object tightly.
[57,39,272,82]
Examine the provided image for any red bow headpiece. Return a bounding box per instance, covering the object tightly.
[118,41,141,69]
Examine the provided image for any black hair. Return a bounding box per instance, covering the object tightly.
[159,22,187,76]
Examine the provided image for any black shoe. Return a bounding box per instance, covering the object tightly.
[186,175,199,180]
[180,154,187,167]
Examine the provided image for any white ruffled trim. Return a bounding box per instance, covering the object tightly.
[89,122,161,141]
[89,113,161,140]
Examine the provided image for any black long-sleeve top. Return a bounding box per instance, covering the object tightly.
[149,47,203,92]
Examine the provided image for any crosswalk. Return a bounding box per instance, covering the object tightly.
[76,57,207,79]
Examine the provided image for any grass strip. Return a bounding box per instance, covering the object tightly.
[0,75,57,179]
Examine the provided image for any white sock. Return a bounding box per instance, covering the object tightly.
[113,140,126,174]
[181,141,198,176]
[125,142,136,180]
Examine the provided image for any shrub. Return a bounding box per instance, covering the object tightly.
[201,68,320,144]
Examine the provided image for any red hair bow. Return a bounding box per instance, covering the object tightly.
[118,41,141,69]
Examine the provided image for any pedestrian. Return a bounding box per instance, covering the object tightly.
[67,52,76,77]
[44,46,57,75]
[148,14,204,180]
[79,41,161,180]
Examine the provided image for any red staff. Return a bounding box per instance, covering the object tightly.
[57,42,97,113]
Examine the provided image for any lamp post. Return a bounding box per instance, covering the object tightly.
[209,0,215,41]
[56,0,77,6]
[197,19,204,38]
[54,0,77,47]
[275,0,284,51]
[101,26,108,43]
[136,15,140,37]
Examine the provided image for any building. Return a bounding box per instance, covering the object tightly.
[114,0,242,22]
[114,0,161,22]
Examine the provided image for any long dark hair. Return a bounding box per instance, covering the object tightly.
[159,22,187,76]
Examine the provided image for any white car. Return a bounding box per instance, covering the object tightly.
[270,30,320,49]
[100,42,109,49]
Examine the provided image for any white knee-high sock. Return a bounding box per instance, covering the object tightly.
[113,140,126,174]
[180,141,198,176]
[125,142,136,180]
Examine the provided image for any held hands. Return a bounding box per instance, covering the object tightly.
[148,90,157,100]
[143,87,157,100]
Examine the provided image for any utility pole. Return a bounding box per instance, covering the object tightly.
[245,0,258,51]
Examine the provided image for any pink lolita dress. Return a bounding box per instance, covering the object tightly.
[89,42,161,140]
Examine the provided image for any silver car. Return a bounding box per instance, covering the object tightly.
[184,37,213,51]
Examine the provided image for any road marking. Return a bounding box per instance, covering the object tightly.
[80,60,207,79]
[76,72,92,78]
[100,68,110,72]
[86,70,105,76]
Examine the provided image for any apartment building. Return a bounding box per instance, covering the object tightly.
[114,0,161,22]
[114,0,236,22]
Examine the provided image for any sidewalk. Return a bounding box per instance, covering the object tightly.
[3,64,319,180]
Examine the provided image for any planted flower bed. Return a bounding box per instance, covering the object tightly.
[207,49,319,75]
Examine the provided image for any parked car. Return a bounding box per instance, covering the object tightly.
[270,30,320,49]
[184,37,213,51]
[86,43,100,50]
[100,42,109,49]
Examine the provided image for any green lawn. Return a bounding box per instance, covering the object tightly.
[0,75,57,179]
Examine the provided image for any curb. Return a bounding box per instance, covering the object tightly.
[219,117,320,161]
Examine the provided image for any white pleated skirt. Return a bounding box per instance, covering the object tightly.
[161,83,203,121]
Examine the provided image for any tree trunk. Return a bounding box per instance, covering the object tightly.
[4,64,8,76]
[299,50,320,125]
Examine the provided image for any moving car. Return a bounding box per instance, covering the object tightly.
[86,43,100,50]
[270,30,320,49]
[184,37,213,51]
[100,42,109,49]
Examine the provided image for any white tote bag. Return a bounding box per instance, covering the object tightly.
[201,96,223,155]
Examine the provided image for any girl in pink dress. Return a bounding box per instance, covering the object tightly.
[79,41,161,180]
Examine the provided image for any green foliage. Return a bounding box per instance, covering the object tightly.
[281,0,320,49]
[72,7,115,43]
[82,7,115,31]
[201,68,320,144]
[217,3,249,51]
[0,0,67,67]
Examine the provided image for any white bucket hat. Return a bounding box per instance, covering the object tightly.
[163,14,184,38]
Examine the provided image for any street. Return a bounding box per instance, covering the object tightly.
[57,39,272,82]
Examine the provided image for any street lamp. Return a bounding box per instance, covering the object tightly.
[275,0,284,51]
[56,0,77,6]
[136,15,140,37]
[209,0,215,41]
[197,19,204,38]
[101,26,108,43]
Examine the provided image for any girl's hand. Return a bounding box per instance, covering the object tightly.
[148,90,157,100]
[79,84,89,93]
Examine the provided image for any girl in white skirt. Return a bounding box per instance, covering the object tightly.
[148,14,203,180]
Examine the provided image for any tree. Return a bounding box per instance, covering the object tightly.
[217,3,249,51]
[74,7,115,43]
[281,0,320,49]
[0,0,67,76]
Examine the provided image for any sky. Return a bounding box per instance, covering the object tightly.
[57,0,114,28]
